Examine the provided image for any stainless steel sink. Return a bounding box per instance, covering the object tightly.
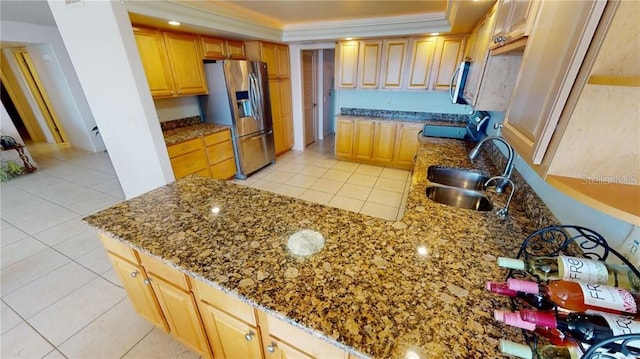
[425,186,493,211]
[427,166,490,190]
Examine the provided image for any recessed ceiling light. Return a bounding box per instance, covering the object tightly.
[430,32,440,36]
[168,21,181,26]
[345,37,353,41]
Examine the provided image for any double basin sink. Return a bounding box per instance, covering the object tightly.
[425,166,493,211]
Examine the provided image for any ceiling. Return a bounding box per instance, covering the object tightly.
[0,0,494,43]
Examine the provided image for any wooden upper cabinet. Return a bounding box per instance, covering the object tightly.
[163,32,208,96]
[492,0,513,43]
[431,37,466,90]
[381,39,408,89]
[226,40,246,59]
[357,41,382,89]
[491,0,540,50]
[244,41,289,78]
[200,36,226,59]
[133,27,175,97]
[404,38,437,89]
[336,41,359,88]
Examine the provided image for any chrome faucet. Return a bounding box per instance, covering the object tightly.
[469,136,514,193]
[484,176,515,219]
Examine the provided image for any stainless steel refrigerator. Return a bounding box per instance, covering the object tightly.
[200,60,276,179]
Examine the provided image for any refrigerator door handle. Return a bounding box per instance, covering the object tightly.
[249,73,262,123]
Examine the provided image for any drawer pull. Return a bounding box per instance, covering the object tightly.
[267,342,277,353]
[130,271,138,278]
[244,330,255,341]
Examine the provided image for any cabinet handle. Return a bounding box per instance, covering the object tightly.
[267,342,277,353]
[170,90,174,95]
[244,331,255,341]
[178,90,182,95]
[130,271,138,278]
[143,279,151,285]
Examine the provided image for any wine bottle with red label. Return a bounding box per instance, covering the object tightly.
[486,281,556,310]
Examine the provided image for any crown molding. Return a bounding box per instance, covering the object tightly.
[282,12,451,42]
[124,0,283,42]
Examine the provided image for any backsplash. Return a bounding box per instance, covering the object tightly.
[340,108,468,123]
[160,116,202,131]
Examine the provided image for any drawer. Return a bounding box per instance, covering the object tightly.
[206,140,234,165]
[211,158,236,179]
[137,250,190,291]
[167,138,203,158]
[204,130,231,147]
[98,233,138,264]
[170,150,208,179]
[193,278,256,325]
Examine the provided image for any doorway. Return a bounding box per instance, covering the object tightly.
[11,48,67,143]
[302,50,317,147]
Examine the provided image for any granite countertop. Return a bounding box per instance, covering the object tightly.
[163,123,230,146]
[83,138,553,358]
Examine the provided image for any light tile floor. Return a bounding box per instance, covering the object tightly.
[0,135,410,358]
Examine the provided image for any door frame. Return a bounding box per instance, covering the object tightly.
[302,50,318,147]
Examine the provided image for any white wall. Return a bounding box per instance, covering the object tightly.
[48,0,173,198]
[321,49,335,137]
[154,97,201,123]
[0,20,104,152]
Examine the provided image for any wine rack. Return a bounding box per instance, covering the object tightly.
[503,225,640,359]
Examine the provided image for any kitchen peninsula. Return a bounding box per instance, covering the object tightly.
[83,139,560,358]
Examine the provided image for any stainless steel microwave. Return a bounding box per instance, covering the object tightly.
[449,61,470,105]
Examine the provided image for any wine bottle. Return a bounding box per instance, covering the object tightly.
[508,279,640,317]
[494,310,571,346]
[498,255,640,291]
[520,310,640,353]
[499,339,582,359]
[486,281,556,310]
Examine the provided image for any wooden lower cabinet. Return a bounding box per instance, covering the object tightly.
[167,129,237,180]
[336,118,420,170]
[99,233,350,359]
[106,253,170,333]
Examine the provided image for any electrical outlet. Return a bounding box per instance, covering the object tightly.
[620,226,640,267]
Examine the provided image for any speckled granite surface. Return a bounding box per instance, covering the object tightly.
[340,108,469,124]
[162,123,230,146]
[160,116,203,131]
[83,138,559,358]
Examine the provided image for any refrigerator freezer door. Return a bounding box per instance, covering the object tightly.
[236,130,276,178]
[225,61,271,137]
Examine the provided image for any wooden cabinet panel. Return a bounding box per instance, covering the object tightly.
[133,27,175,97]
[394,123,422,167]
[266,313,346,359]
[163,32,208,96]
[98,232,138,263]
[357,41,382,89]
[148,274,212,358]
[204,130,231,147]
[226,40,246,59]
[335,119,354,159]
[210,158,237,180]
[381,39,408,89]
[492,0,513,43]
[431,37,465,90]
[193,279,256,325]
[261,43,278,78]
[405,38,437,89]
[353,120,375,160]
[201,36,226,59]
[206,141,234,165]
[167,138,203,158]
[276,45,290,78]
[336,41,359,88]
[265,337,312,359]
[106,253,169,332]
[372,121,396,163]
[506,0,536,40]
[170,149,209,179]
[199,302,263,359]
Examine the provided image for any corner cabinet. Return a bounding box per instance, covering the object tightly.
[97,232,351,359]
[132,27,208,98]
[245,41,293,155]
[335,36,465,91]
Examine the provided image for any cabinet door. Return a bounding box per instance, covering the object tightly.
[404,38,437,89]
[353,120,375,160]
[505,0,536,40]
[226,40,246,59]
[431,37,466,91]
[261,43,278,79]
[357,41,382,89]
[199,302,263,359]
[372,121,396,163]
[492,0,513,44]
[201,36,227,59]
[163,32,208,96]
[381,39,408,89]
[463,6,497,105]
[106,253,169,332]
[336,41,359,88]
[279,79,294,150]
[335,118,354,159]
[169,149,209,179]
[133,27,175,98]
[276,45,290,78]
[265,337,313,359]
[393,123,422,167]
[148,275,212,358]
